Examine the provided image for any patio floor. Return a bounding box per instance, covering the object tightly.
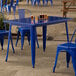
[0,39,74,76]
[0,0,76,76]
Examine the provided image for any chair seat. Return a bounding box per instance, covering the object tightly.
[18,27,30,32]
[53,42,76,73]
[58,43,76,49]
[0,30,9,35]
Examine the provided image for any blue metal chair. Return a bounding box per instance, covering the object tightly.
[15,9,39,50]
[26,0,33,5]
[33,0,40,6]
[45,0,53,6]
[53,29,76,76]
[1,0,14,13]
[12,0,19,14]
[0,0,7,12]
[0,12,14,52]
[33,0,53,6]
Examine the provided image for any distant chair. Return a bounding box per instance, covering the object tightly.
[0,12,14,53]
[0,0,8,12]
[26,0,33,5]
[33,0,40,6]
[53,29,76,76]
[45,0,53,6]
[33,0,53,6]
[0,0,19,14]
[15,9,39,50]
[12,0,19,15]
[0,0,14,13]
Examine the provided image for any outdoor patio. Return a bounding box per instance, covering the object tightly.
[0,0,76,76]
[0,39,74,76]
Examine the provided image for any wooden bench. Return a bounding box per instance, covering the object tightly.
[62,0,76,17]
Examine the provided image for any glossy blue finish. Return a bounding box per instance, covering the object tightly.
[4,16,72,68]
[65,22,70,68]
[15,9,39,50]
[43,26,47,52]
[12,0,19,14]
[5,24,15,62]
[31,26,36,68]
[53,22,76,75]
[53,42,76,76]
[4,16,72,27]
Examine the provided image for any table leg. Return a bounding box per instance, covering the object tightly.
[43,26,47,52]
[65,21,70,68]
[5,24,12,62]
[31,26,36,68]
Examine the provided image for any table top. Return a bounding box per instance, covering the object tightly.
[4,16,72,27]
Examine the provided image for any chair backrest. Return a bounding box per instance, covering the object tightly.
[18,9,25,19]
[16,0,19,5]
[18,9,31,19]
[17,9,32,27]
[70,29,76,42]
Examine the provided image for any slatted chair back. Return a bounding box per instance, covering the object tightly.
[0,0,7,12]
[18,9,31,18]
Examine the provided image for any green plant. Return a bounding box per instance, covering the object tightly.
[0,14,9,30]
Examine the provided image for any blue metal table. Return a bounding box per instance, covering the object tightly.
[3,16,72,68]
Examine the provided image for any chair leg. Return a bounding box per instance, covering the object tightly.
[66,52,71,68]
[26,0,29,4]
[21,35,24,50]
[34,0,37,5]
[71,51,76,76]
[35,29,39,48]
[45,0,48,5]
[1,37,4,50]
[31,0,33,5]
[15,31,20,47]
[10,34,15,53]
[43,0,45,5]
[37,0,40,6]
[53,48,59,72]
[43,26,47,51]
[7,5,11,13]
[27,32,30,45]
[50,0,53,6]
